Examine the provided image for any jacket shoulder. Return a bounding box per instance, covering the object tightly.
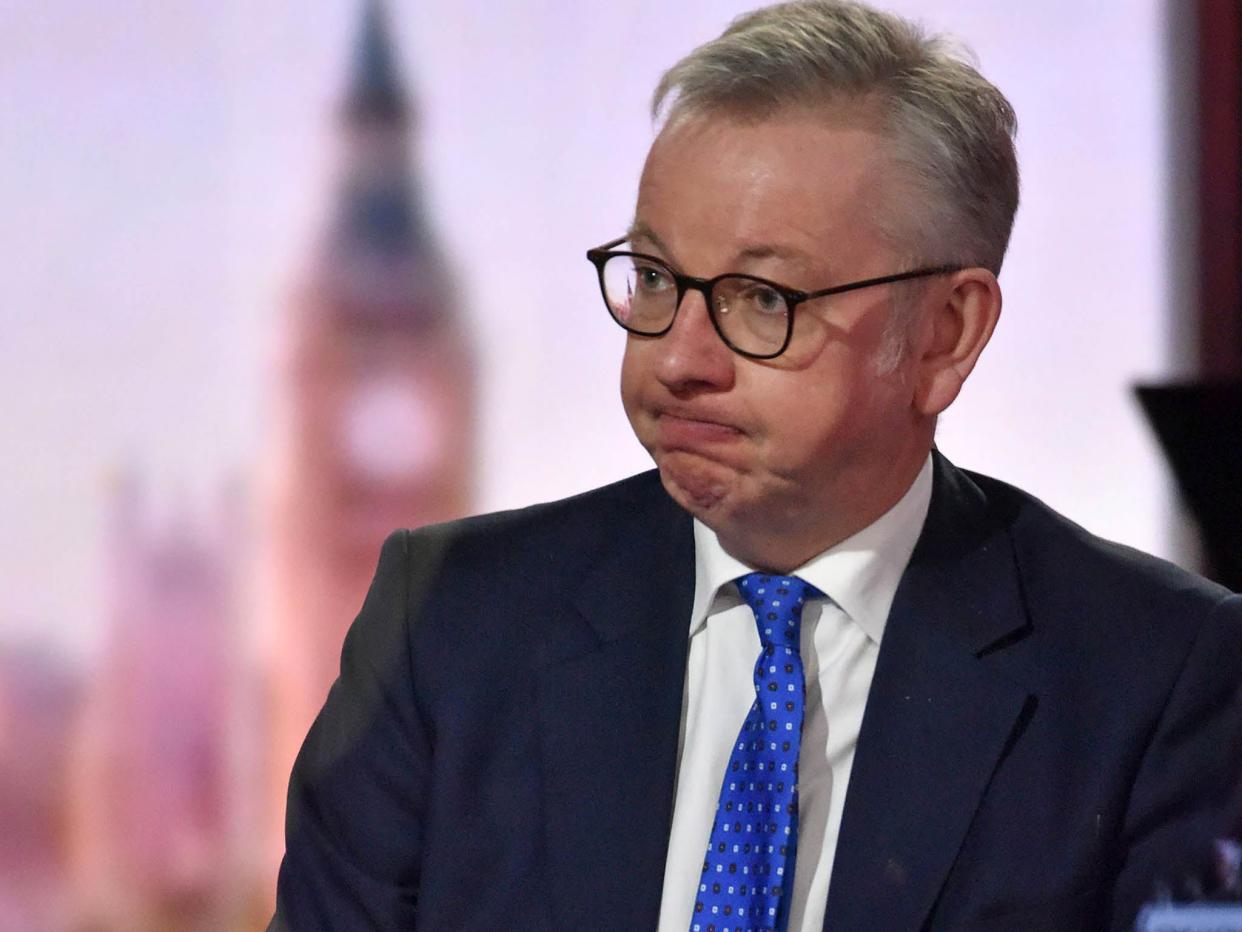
[399,469,670,560]
[963,468,1233,628]
[373,470,683,643]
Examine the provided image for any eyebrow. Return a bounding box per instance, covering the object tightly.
[625,220,669,256]
[625,219,818,271]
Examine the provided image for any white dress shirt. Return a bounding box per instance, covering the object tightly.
[656,457,933,931]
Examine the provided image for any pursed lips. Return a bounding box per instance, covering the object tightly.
[651,408,745,445]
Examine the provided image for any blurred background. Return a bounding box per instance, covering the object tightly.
[2,0,1240,928]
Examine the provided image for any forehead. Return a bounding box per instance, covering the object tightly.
[634,107,896,273]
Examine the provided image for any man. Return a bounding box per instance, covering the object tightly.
[271,2,1242,930]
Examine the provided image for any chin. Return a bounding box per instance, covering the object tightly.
[654,450,738,515]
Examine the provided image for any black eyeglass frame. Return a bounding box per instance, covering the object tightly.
[586,235,962,360]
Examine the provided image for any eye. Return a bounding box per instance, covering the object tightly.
[633,261,674,294]
[740,283,787,316]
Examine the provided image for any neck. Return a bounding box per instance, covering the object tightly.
[714,448,930,574]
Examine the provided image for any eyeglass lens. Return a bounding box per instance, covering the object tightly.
[601,254,790,356]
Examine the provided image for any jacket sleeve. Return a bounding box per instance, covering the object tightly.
[271,528,433,931]
[1110,593,1242,929]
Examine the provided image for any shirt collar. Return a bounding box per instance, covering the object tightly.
[690,454,934,645]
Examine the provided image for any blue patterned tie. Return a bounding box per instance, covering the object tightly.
[690,573,821,932]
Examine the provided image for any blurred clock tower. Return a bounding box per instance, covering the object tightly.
[263,0,474,875]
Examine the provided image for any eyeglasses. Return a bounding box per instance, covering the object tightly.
[586,236,960,359]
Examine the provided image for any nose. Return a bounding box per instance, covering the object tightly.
[653,288,736,395]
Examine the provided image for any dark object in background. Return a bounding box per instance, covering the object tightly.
[1136,382,1242,591]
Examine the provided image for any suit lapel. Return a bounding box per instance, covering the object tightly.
[824,455,1034,931]
[539,477,695,929]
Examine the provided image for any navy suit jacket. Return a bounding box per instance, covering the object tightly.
[272,455,1242,931]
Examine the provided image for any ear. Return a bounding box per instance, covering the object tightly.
[912,268,1002,416]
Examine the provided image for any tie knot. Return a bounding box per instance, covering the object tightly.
[735,573,822,650]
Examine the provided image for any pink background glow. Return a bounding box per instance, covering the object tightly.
[3,0,1188,658]
[0,1,1192,927]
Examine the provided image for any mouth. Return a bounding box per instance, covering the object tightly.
[652,409,744,446]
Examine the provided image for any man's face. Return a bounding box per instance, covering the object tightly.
[620,108,936,568]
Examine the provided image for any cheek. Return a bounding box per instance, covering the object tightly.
[619,344,647,421]
[766,401,845,466]
[751,368,880,466]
